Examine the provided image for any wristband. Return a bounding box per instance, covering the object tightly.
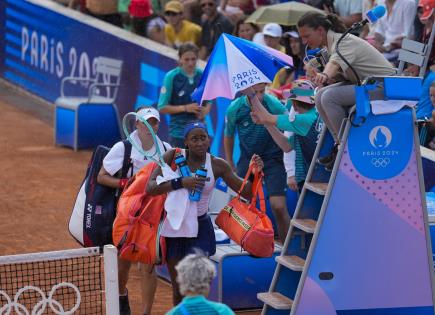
[119,178,129,189]
[171,177,183,190]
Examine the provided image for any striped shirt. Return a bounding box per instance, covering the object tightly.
[225,94,287,159]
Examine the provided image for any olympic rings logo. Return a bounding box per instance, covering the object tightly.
[371,157,390,168]
[0,282,81,315]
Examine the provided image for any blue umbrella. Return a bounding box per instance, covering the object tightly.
[191,33,293,104]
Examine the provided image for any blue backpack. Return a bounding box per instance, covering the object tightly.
[69,140,132,247]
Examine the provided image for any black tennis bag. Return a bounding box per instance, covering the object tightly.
[69,140,132,247]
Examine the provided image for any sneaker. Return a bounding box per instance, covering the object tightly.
[119,292,131,315]
[317,144,338,166]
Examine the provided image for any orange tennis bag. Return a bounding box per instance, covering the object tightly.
[113,162,167,264]
[215,164,275,257]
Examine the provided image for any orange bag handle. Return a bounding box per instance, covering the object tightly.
[237,163,266,216]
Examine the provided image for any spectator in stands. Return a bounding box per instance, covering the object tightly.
[164,1,202,49]
[297,12,395,170]
[198,0,234,60]
[329,0,363,28]
[233,18,259,41]
[283,31,306,79]
[146,14,168,44]
[406,0,435,76]
[129,0,153,35]
[83,0,123,27]
[158,43,211,148]
[263,23,286,53]
[165,252,235,315]
[360,0,384,43]
[224,83,291,243]
[97,107,171,315]
[373,0,417,62]
[251,80,320,190]
[68,0,86,12]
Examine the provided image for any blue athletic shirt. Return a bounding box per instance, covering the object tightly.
[225,93,287,160]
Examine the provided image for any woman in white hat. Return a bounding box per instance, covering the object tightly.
[97,106,171,315]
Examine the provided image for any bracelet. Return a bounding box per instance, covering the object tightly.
[119,178,129,189]
[171,177,183,190]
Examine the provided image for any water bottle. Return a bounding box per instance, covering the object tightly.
[189,166,207,201]
[174,152,191,177]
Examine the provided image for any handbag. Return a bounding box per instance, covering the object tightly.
[215,163,275,258]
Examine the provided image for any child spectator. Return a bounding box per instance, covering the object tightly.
[251,79,320,190]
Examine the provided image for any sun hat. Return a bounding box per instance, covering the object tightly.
[262,23,282,38]
[282,79,315,105]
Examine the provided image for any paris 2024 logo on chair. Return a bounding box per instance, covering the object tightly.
[348,110,413,180]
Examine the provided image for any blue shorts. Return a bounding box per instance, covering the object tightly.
[237,155,287,197]
[165,214,216,260]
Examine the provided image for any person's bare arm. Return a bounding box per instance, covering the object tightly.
[224,136,237,171]
[97,167,123,189]
[146,149,206,195]
[213,155,263,199]
[264,125,291,153]
[159,103,202,115]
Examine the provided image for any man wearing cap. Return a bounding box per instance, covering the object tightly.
[224,83,291,243]
[164,0,202,49]
[373,0,417,60]
[97,106,171,315]
[198,0,234,60]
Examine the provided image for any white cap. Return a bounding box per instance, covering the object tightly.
[136,107,160,122]
[284,31,299,39]
[262,23,282,38]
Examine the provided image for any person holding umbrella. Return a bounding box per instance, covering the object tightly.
[158,43,211,148]
[297,12,395,170]
[224,83,291,243]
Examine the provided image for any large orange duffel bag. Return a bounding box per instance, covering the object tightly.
[215,164,274,257]
[113,162,167,264]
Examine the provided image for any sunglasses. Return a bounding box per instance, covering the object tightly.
[165,11,181,16]
[201,2,215,8]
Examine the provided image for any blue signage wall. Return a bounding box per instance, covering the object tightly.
[0,0,233,158]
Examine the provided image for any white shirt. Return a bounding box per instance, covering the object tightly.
[103,130,171,177]
[374,0,417,48]
[334,0,362,17]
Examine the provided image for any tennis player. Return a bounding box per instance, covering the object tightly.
[147,121,264,306]
[97,106,171,315]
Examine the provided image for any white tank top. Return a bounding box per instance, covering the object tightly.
[183,150,215,216]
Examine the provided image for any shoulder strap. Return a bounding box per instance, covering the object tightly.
[121,140,133,178]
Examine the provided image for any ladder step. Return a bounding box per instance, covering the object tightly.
[257,292,293,310]
[276,255,305,271]
[292,219,317,233]
[305,182,328,195]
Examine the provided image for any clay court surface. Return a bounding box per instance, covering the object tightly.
[0,82,259,315]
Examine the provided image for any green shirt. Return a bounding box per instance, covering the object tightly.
[166,295,235,315]
[158,67,203,139]
[280,107,319,184]
[225,94,287,159]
